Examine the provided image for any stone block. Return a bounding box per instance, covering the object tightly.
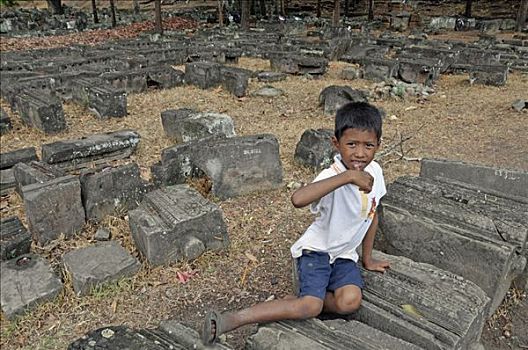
[63,241,140,296]
[80,163,148,221]
[185,62,221,89]
[420,158,528,200]
[160,134,283,199]
[219,66,250,97]
[161,108,196,139]
[247,318,422,349]
[270,54,329,75]
[22,175,85,245]
[354,251,490,349]
[390,12,411,31]
[101,70,148,93]
[0,254,63,319]
[159,320,233,349]
[71,78,127,118]
[0,108,12,135]
[69,322,233,350]
[0,147,37,170]
[398,47,458,73]
[397,59,441,86]
[14,89,66,133]
[13,161,65,197]
[469,65,508,86]
[0,216,31,261]
[294,129,335,171]
[318,85,369,116]
[161,110,235,143]
[145,65,185,89]
[361,58,399,82]
[378,200,524,315]
[41,129,141,170]
[129,185,228,266]
[339,66,363,80]
[0,168,15,195]
[341,44,389,64]
[257,71,287,82]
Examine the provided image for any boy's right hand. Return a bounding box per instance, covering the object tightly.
[346,169,374,193]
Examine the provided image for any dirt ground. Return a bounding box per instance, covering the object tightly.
[1,2,528,350]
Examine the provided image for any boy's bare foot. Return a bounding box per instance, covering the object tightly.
[202,310,225,345]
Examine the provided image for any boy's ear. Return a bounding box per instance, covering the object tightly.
[331,136,339,150]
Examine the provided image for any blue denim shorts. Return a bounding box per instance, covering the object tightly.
[297,250,363,301]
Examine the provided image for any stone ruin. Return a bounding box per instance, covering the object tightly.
[0,6,526,349]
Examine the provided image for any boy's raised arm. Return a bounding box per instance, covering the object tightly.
[291,169,373,208]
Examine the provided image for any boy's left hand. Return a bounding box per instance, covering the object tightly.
[363,258,390,273]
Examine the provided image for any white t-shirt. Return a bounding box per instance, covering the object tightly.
[291,155,387,263]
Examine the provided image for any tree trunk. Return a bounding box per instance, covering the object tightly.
[517,0,528,31]
[91,0,98,23]
[259,0,266,18]
[154,0,163,34]
[281,0,286,16]
[133,0,140,16]
[332,0,340,26]
[464,0,472,17]
[109,0,117,28]
[317,0,321,18]
[218,0,224,26]
[368,0,374,21]
[344,0,349,17]
[241,0,250,29]
[46,0,63,15]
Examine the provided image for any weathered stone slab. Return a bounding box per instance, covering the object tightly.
[14,89,66,133]
[270,54,329,75]
[257,71,287,82]
[397,59,441,86]
[420,158,528,200]
[0,107,12,135]
[161,109,235,143]
[129,185,228,266]
[319,85,369,116]
[22,175,85,245]
[378,202,524,315]
[80,163,148,221]
[71,78,127,118]
[219,66,250,97]
[469,65,508,86]
[13,161,65,197]
[361,58,399,82]
[160,134,283,199]
[144,65,185,89]
[0,217,31,261]
[159,320,233,350]
[340,66,363,80]
[388,175,528,250]
[353,251,490,350]
[185,62,221,89]
[69,322,233,350]
[294,129,335,171]
[69,326,178,350]
[0,254,63,319]
[63,241,140,296]
[248,318,422,350]
[0,168,15,195]
[0,147,37,170]
[41,129,140,170]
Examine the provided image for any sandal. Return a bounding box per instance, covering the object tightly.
[202,310,224,345]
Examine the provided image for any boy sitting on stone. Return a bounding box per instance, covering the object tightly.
[203,102,390,344]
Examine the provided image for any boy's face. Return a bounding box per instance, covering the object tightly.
[332,128,380,171]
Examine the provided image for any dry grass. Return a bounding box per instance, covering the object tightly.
[1,52,527,349]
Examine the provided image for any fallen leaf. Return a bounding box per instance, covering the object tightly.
[401,304,423,318]
[245,252,258,263]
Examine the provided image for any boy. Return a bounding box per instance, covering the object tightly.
[202,102,389,344]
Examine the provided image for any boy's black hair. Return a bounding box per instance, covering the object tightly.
[334,102,382,142]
